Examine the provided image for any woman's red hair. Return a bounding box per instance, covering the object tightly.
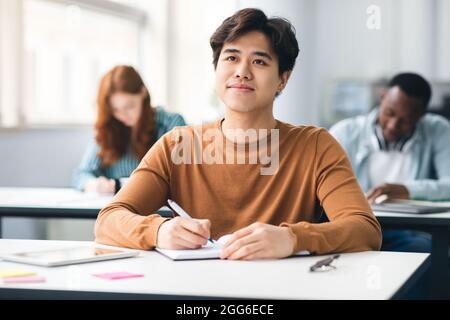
[95,65,156,167]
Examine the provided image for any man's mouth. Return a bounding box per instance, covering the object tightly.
[228,83,255,92]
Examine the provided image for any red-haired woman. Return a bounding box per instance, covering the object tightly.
[73,65,185,193]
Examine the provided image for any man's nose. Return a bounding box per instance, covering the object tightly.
[233,62,252,80]
[387,119,400,130]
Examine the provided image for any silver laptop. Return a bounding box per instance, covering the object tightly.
[371,202,450,214]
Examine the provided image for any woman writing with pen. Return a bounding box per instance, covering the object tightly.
[73,65,186,194]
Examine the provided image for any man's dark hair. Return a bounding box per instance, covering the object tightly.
[389,73,432,109]
[210,8,300,76]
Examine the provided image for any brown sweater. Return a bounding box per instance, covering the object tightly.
[95,119,382,254]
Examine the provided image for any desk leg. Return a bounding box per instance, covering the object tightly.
[430,227,450,299]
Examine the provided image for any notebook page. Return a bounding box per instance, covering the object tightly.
[155,234,309,260]
[155,240,224,260]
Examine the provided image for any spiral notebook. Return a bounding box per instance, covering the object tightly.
[156,234,310,261]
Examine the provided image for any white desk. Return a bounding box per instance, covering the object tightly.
[0,240,429,300]
[374,201,450,299]
[0,188,172,237]
[0,187,113,216]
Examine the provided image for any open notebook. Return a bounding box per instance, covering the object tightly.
[155,234,310,261]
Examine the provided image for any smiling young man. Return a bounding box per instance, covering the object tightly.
[330,73,450,252]
[95,8,381,259]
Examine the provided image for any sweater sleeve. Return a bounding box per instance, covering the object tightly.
[94,131,176,250]
[282,129,382,254]
[72,141,103,191]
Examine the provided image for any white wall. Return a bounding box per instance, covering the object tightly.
[437,0,450,80]
[394,0,434,76]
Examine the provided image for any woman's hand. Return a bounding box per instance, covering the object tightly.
[84,177,116,194]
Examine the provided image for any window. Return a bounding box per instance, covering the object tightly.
[0,0,23,128]
[0,0,147,127]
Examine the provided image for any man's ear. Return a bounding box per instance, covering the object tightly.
[416,104,427,119]
[278,70,292,92]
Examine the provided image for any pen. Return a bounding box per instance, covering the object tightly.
[167,199,214,244]
[309,254,340,272]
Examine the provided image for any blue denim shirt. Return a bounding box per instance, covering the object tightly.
[329,108,450,200]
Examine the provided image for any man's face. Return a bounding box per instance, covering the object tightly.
[215,31,290,115]
[378,86,425,142]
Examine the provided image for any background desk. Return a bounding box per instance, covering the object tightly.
[375,205,450,299]
[0,240,429,300]
[0,188,172,238]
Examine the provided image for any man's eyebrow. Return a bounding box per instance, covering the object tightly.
[253,51,273,60]
[222,48,273,60]
[223,48,241,54]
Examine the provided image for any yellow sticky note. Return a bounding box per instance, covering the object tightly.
[0,270,37,279]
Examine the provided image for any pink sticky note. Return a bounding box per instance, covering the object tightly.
[3,276,46,284]
[93,272,144,280]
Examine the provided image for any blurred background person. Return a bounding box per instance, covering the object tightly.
[330,72,450,253]
[73,65,186,194]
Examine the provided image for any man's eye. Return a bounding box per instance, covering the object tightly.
[254,59,266,65]
[226,56,236,61]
